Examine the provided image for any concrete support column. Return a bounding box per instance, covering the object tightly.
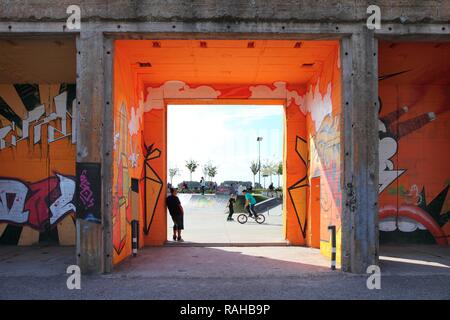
[75,31,106,274]
[341,29,379,273]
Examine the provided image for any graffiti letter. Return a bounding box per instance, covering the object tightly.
[66,5,81,30]
[66,265,81,289]
[366,5,381,30]
[366,265,381,289]
[48,92,70,143]
[49,175,76,224]
[0,179,29,223]
[0,126,13,150]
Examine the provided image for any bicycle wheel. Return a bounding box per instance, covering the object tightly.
[237,214,248,224]
[255,214,265,224]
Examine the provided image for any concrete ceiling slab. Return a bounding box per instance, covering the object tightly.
[0,38,76,84]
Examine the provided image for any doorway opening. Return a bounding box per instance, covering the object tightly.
[0,37,77,249]
[167,103,284,244]
[112,39,343,266]
[377,41,450,268]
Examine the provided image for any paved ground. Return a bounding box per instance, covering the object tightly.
[1,195,449,300]
[0,244,449,299]
[167,194,284,244]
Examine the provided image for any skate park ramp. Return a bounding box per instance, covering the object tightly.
[168,193,285,245]
[177,193,282,214]
[178,194,230,212]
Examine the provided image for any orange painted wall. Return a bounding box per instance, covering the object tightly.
[112,45,145,264]
[378,42,450,245]
[114,39,342,260]
[142,108,166,246]
[0,84,77,245]
[139,81,331,246]
[301,44,342,261]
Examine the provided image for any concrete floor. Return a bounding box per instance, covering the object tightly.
[166,196,284,244]
[0,244,449,299]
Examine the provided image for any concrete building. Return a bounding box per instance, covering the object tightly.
[0,1,448,274]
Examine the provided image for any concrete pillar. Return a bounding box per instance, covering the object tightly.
[341,28,379,273]
[75,31,106,274]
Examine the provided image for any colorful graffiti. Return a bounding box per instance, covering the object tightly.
[287,136,309,238]
[113,104,132,255]
[113,39,342,263]
[0,84,77,149]
[143,143,163,235]
[0,83,76,246]
[378,41,450,245]
[112,48,145,263]
[0,175,75,230]
[76,163,101,223]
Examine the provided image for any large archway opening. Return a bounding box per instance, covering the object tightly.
[112,39,343,266]
[166,102,284,245]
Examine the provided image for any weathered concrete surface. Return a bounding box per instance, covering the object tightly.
[75,31,106,273]
[0,245,449,299]
[0,0,449,23]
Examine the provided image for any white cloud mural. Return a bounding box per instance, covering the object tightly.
[144,81,221,111]
[299,79,333,130]
[249,81,303,107]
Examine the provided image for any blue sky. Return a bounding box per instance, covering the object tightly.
[167,104,284,186]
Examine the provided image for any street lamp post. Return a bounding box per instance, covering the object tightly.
[257,137,263,188]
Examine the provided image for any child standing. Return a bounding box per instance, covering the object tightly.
[226,194,236,221]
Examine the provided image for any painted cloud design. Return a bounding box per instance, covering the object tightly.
[249,81,303,107]
[144,81,221,111]
[299,80,333,130]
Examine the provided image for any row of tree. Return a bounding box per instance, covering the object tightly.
[169,159,218,184]
[250,160,283,188]
[169,158,283,188]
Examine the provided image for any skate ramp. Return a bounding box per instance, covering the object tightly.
[177,194,229,212]
[254,197,283,214]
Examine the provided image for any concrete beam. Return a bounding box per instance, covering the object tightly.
[75,31,105,274]
[0,0,448,23]
[102,37,114,273]
[341,28,379,273]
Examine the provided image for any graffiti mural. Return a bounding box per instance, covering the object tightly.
[112,39,342,263]
[0,84,77,149]
[0,83,77,246]
[143,143,163,235]
[0,175,75,229]
[113,104,132,255]
[287,136,309,238]
[112,49,145,263]
[76,163,101,223]
[378,42,450,245]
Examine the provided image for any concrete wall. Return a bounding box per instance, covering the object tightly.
[0,0,448,273]
[0,1,448,23]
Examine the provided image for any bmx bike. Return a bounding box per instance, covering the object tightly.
[237,213,265,224]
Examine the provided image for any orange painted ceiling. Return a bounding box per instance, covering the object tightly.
[116,40,339,85]
[379,41,450,85]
